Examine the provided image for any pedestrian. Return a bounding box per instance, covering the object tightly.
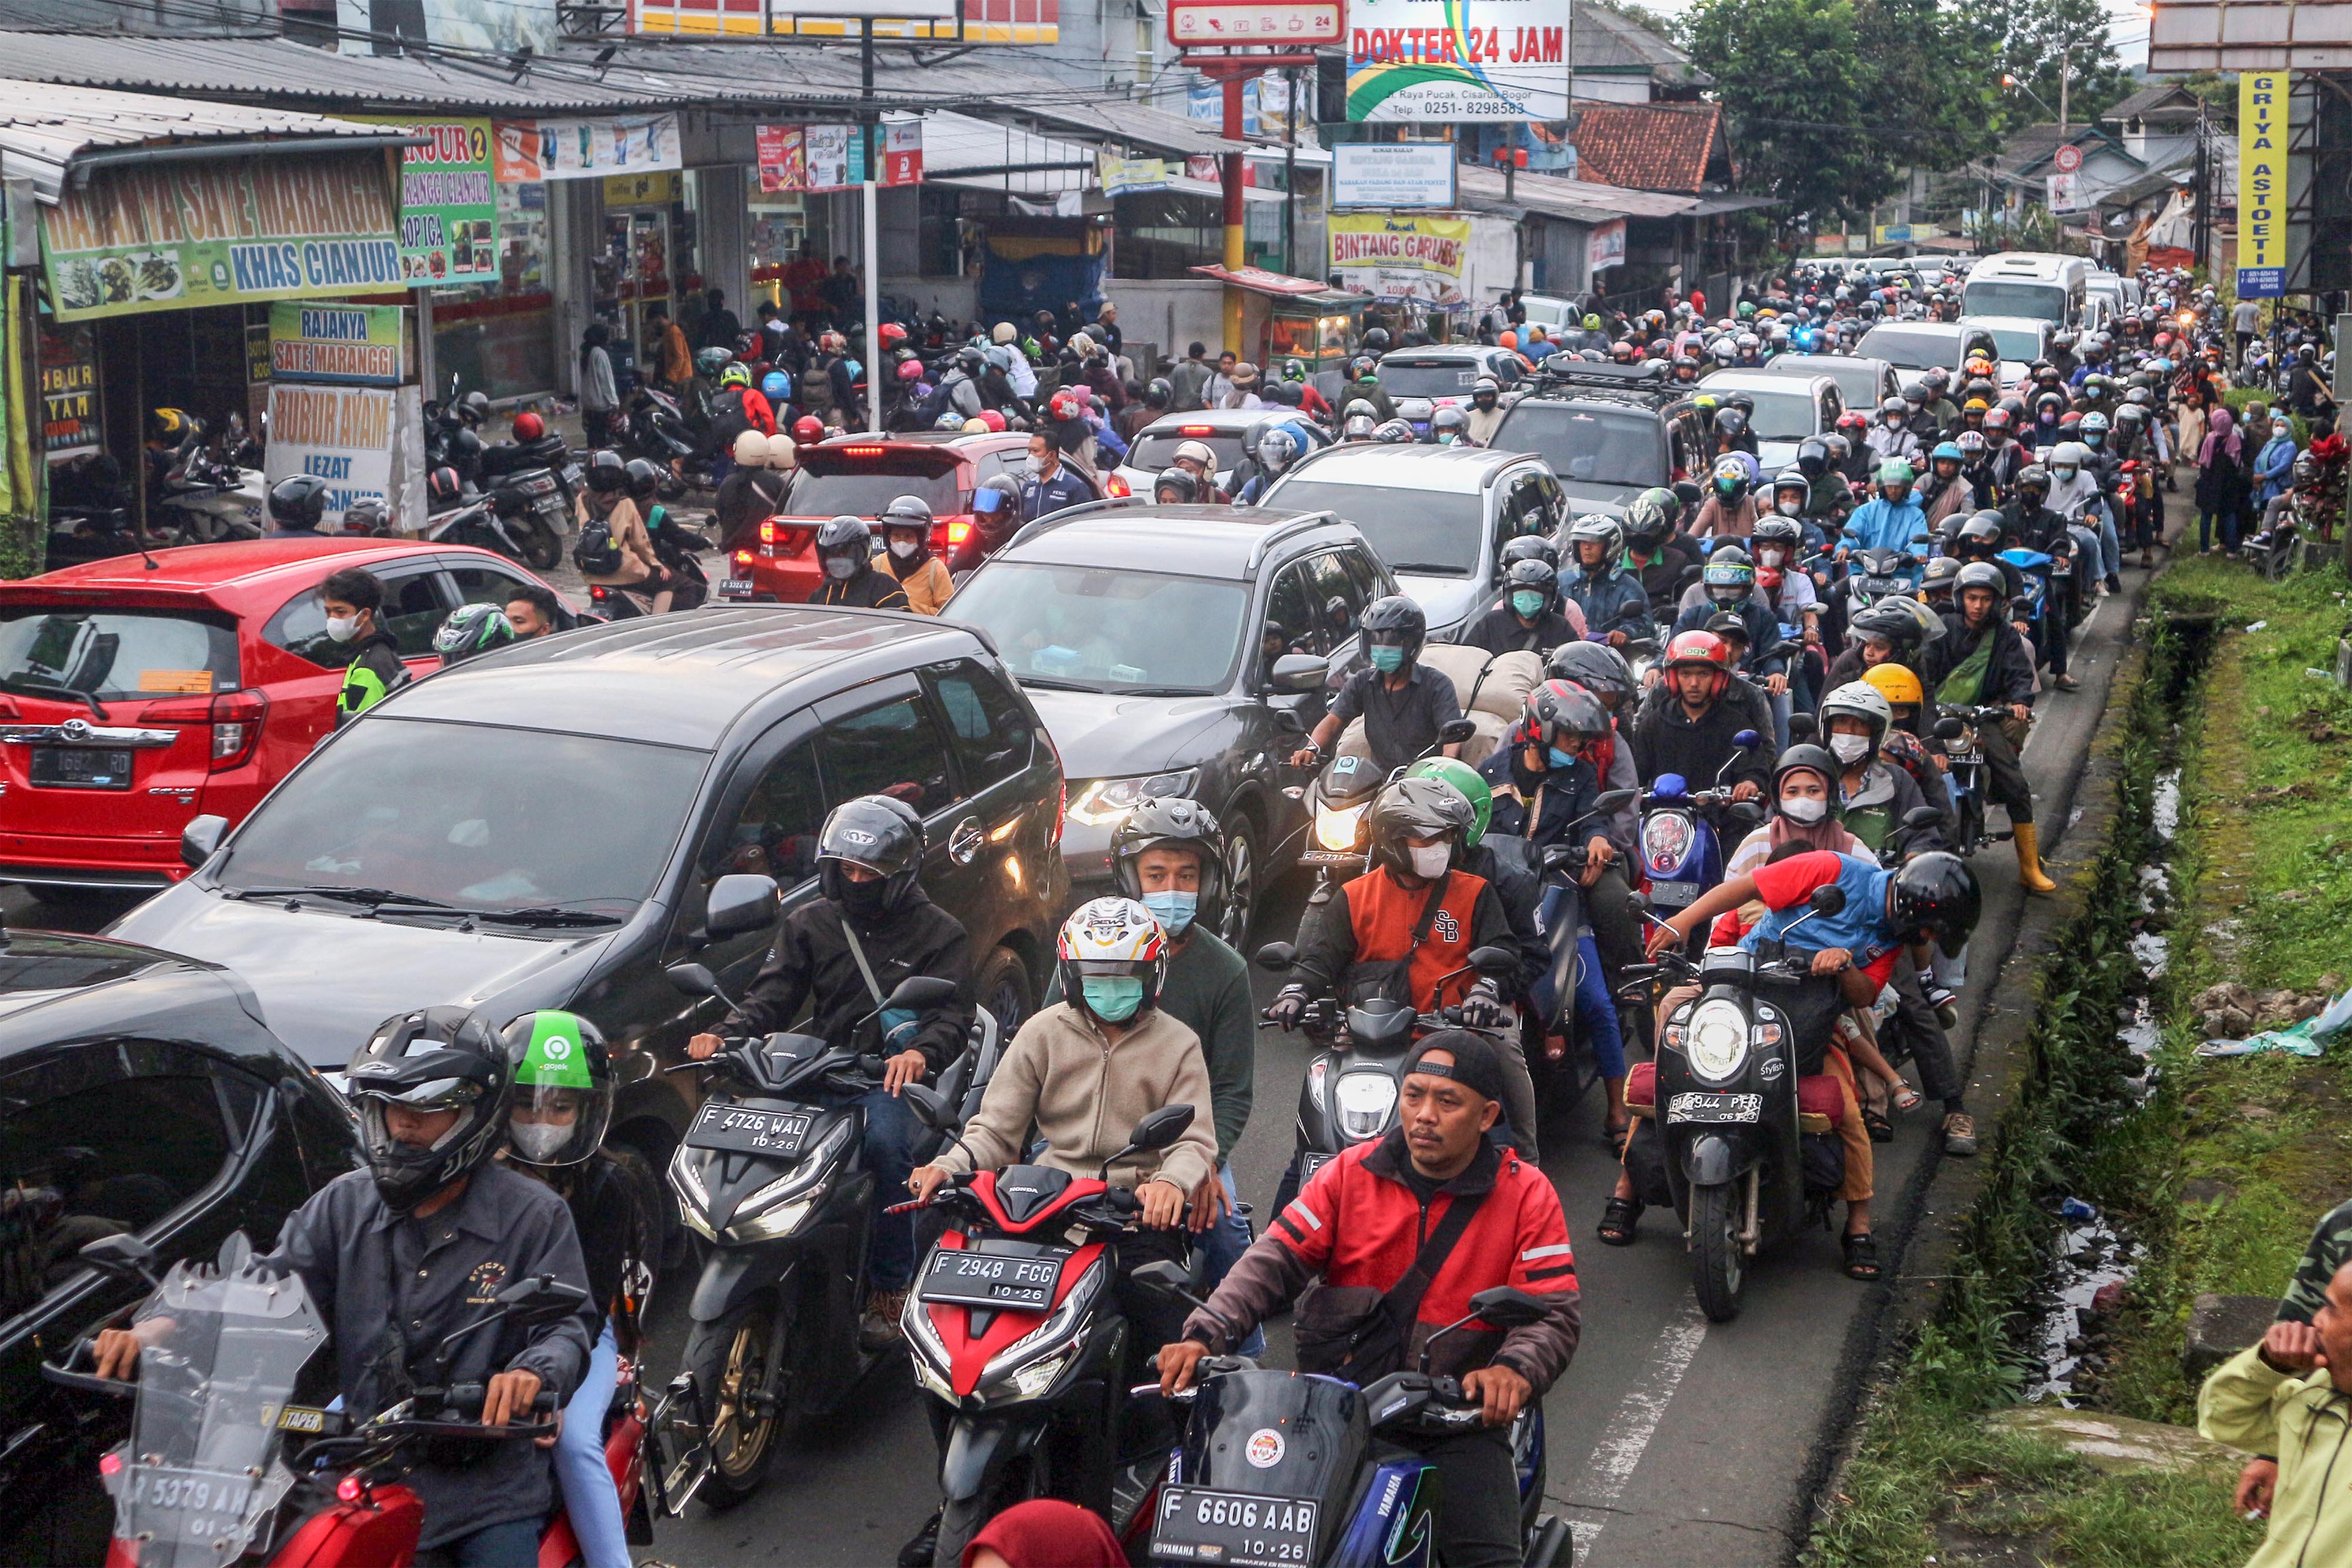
[2232,295,2261,373]
[2199,1258,2352,1568]
[1093,300,1124,366]
[2194,405,2251,554]
[696,287,740,351]
[1206,352,1239,410]
[822,256,860,331]
[577,323,619,447]
[644,305,690,392]
[1168,342,1213,412]
[2176,381,2209,483]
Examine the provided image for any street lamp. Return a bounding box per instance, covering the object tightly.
[2002,72,2060,123]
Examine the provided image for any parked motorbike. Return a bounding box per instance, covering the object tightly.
[1633,731,1765,916]
[155,443,266,543]
[622,387,712,495]
[421,492,560,572]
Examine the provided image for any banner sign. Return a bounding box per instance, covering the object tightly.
[360,116,497,286]
[882,121,924,186]
[1332,142,1457,207]
[1587,218,1625,273]
[268,302,403,386]
[1098,152,1174,196]
[804,125,855,190]
[38,323,99,464]
[1347,0,1569,122]
[2237,70,2288,299]
[1329,212,1471,303]
[492,115,682,183]
[2045,171,2082,213]
[757,125,807,192]
[265,383,395,527]
[42,154,399,323]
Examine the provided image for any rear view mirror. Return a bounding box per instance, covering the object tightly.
[1438,717,1477,745]
[1268,653,1329,694]
[181,814,228,870]
[1254,942,1298,972]
[1933,716,1965,740]
[1128,1104,1197,1152]
[883,975,958,1012]
[1130,1258,1193,1295]
[1593,788,1637,813]
[1467,1286,1553,1329]
[1729,799,1767,825]
[1808,884,1848,915]
[1902,805,1945,830]
[1466,945,1518,978]
[494,1272,591,1328]
[704,873,780,941]
[664,962,722,999]
[78,1233,160,1287]
[900,1082,953,1131]
[1788,712,1818,741]
[1733,730,1760,750]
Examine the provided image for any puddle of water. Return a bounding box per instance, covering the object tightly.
[2025,1214,2143,1405]
[2151,767,2181,841]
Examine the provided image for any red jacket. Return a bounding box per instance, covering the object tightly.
[1186,1129,1581,1388]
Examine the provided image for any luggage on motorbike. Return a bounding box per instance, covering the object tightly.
[574,516,624,575]
[1467,648,1546,722]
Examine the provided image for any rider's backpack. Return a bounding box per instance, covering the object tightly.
[574,516,624,576]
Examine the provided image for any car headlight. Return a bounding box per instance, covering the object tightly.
[1065,770,1200,828]
[1315,801,1367,851]
[1333,1071,1398,1140]
[1686,999,1750,1083]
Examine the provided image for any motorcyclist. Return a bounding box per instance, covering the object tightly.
[1465,376,1508,446]
[1866,396,1922,464]
[1843,459,1931,562]
[1695,454,1759,539]
[1459,556,1582,657]
[1628,630,1770,798]
[810,514,912,610]
[1234,424,1300,504]
[1291,596,1465,775]
[1916,441,1976,531]
[877,495,954,615]
[1927,563,2055,893]
[1818,682,1933,855]
[266,473,332,539]
[1158,1031,1579,1568]
[2046,440,2122,593]
[1561,516,1654,647]
[433,601,518,668]
[321,566,413,727]
[1621,489,1695,617]
[576,450,672,613]
[98,1009,594,1567]
[693,795,976,1345]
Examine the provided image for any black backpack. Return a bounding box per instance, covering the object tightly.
[574,515,623,576]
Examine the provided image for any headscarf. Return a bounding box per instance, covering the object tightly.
[961,1499,1127,1568]
[1766,764,1862,856]
[2199,406,2242,468]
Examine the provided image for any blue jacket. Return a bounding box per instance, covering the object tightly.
[1845,494,1930,559]
[1562,563,1655,642]
[1019,467,1095,523]
[2255,432,2297,503]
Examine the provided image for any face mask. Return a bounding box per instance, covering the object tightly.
[325,614,361,644]
[1547,745,1579,771]
[1775,500,1800,517]
[1782,795,1828,823]
[1511,590,1546,618]
[1409,844,1451,880]
[1141,890,1198,938]
[510,1120,572,1163]
[825,554,859,580]
[2052,466,2076,482]
[838,875,888,917]
[1369,646,1406,674]
[1829,733,1872,764]
[889,538,918,559]
[1080,974,1144,1022]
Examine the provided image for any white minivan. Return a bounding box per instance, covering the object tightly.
[1960,252,2090,330]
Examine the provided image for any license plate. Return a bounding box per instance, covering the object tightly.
[1298,1151,1332,1182]
[118,1464,262,1549]
[719,579,755,597]
[30,746,133,788]
[1152,1486,1319,1567]
[1947,750,1981,765]
[1666,1091,1762,1124]
[1860,576,1903,594]
[917,1246,1063,1310]
[684,1102,813,1156]
[1648,880,1696,909]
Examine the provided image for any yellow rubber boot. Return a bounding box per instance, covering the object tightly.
[2013,821,2058,895]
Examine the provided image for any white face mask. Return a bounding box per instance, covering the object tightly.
[1781,795,1828,823]
[889,538,918,559]
[1829,733,1872,764]
[1409,844,1451,880]
[824,555,858,580]
[510,1121,572,1164]
[325,614,361,644]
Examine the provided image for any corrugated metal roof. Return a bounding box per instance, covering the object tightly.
[0,76,402,200]
[1455,161,1697,225]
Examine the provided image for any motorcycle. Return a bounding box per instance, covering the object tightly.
[622,387,711,496]
[1633,731,1766,916]
[155,445,266,543]
[1932,706,2012,855]
[1136,1266,1571,1568]
[647,511,715,612]
[1840,543,1918,621]
[892,1093,1201,1568]
[1616,884,1856,1321]
[659,956,963,1507]
[420,492,559,572]
[1289,716,1479,893]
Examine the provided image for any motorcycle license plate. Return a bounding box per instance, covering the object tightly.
[1860,576,1903,595]
[1666,1092,1763,1125]
[1152,1487,1319,1567]
[1648,880,1696,910]
[918,1245,1063,1310]
[30,746,133,788]
[118,1464,265,1549]
[1946,750,1981,765]
[1298,1151,1332,1182]
[684,1102,813,1156]
[718,579,755,597]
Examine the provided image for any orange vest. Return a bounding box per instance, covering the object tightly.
[1345,867,1488,1012]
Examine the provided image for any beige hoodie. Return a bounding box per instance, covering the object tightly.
[934,1001,1218,1196]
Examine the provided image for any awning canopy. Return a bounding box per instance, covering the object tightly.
[1454,161,1699,225]
[1187,266,1351,301]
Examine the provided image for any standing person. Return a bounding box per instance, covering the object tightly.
[786,243,831,331]
[2231,295,2261,373]
[877,495,956,614]
[1206,352,1239,409]
[1168,342,1214,412]
[644,305,690,392]
[1093,300,1124,366]
[821,256,861,332]
[1017,432,1094,523]
[2195,405,2252,556]
[578,323,620,447]
[2199,1261,2352,1568]
[321,567,412,727]
[696,287,741,351]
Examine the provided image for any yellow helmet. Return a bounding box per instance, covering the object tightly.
[1862,663,1925,707]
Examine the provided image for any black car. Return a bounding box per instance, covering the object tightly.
[107,607,1070,1181]
[944,501,1398,938]
[1487,360,1710,519]
[0,930,359,1565]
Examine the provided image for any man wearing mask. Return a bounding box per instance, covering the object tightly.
[2045,440,2121,593]
[1291,596,1464,776]
[810,516,911,610]
[1844,459,1932,561]
[877,495,956,614]
[1459,557,1583,657]
[1465,376,1508,446]
[322,567,412,727]
[1018,432,1094,525]
[1928,562,2054,892]
[1560,517,1655,647]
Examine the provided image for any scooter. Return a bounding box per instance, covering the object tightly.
[420,492,558,571]
[893,1094,1202,1568]
[155,446,266,543]
[1840,543,1917,620]
[1633,731,1765,916]
[1289,717,1479,894]
[622,387,710,495]
[1135,1268,1571,1568]
[1933,706,2011,856]
[659,958,962,1507]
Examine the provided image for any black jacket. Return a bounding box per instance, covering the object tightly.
[815,567,911,610]
[1927,611,2037,707]
[1456,601,1581,658]
[724,890,975,1074]
[1628,686,1772,793]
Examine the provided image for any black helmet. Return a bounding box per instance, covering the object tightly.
[1367,775,1475,880]
[499,1010,614,1169]
[1623,488,1676,550]
[1954,512,2004,559]
[1145,377,1173,409]
[1892,850,1981,954]
[1793,437,1831,481]
[1359,595,1426,667]
[817,794,926,917]
[815,514,873,581]
[1771,743,1845,823]
[1361,326,1392,353]
[456,390,493,426]
[584,449,629,494]
[1110,795,1228,934]
[881,494,934,530]
[268,473,330,531]
[1848,600,1924,648]
[1955,560,2006,598]
[346,1008,513,1213]
[2014,462,2052,499]
[1153,466,1201,504]
[1499,534,1561,572]
[1522,677,1609,753]
[433,602,517,665]
[1545,640,1636,707]
[1713,406,1749,439]
[1503,556,1558,607]
[623,457,662,503]
[1753,513,1804,549]
[427,466,464,510]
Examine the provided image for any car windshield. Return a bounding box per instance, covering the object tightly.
[1484,404,1666,492]
[1809,364,1883,409]
[1375,359,1486,397]
[1855,326,1961,372]
[1128,430,1246,474]
[1960,280,2068,325]
[214,718,707,918]
[1259,480,1488,575]
[1981,322,2043,360]
[1728,388,1821,442]
[946,562,1247,693]
[784,466,961,517]
[0,607,239,698]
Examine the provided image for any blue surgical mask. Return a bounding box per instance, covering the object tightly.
[1080,974,1144,1022]
[1511,590,1546,618]
[1141,890,1198,938]
[1369,646,1405,674]
[1547,745,1578,770]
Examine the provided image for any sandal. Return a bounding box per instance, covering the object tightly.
[1890,1085,1924,1114]
[1842,1231,1881,1281]
[1597,1195,1642,1247]
[1604,1118,1632,1155]
[1862,1105,1895,1144]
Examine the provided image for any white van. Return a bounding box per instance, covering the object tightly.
[1960,252,2090,329]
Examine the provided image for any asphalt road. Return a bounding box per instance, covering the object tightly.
[4,503,2170,1568]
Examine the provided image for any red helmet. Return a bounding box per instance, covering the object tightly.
[1663,630,1732,696]
[897,360,924,383]
[792,414,825,443]
[1050,390,1084,422]
[2059,409,2083,427]
[880,322,908,345]
[510,410,545,442]
[978,409,1008,433]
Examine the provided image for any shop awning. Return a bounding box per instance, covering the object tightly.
[1187,266,1347,300]
[1685,191,1782,216]
[1454,161,1699,224]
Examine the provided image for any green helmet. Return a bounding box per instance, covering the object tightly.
[433,601,517,666]
[1404,756,1492,848]
[497,1009,614,1168]
[1582,313,1603,330]
[1876,457,1916,487]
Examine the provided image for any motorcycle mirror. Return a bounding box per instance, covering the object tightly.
[1465,1286,1553,1329]
[1732,730,1760,750]
[881,975,958,1012]
[664,962,723,999]
[1902,805,1945,830]
[1268,653,1330,695]
[1437,717,1478,745]
[1541,842,1578,874]
[1729,798,1767,824]
[1677,565,1702,587]
[900,1082,954,1131]
[1466,945,1519,978]
[1933,715,1965,740]
[704,872,781,941]
[78,1233,161,1288]
[1130,1259,1194,1295]
[1911,532,1934,544]
[180,813,229,871]
[1127,1104,1197,1152]
[1593,788,1638,813]
[1808,884,1848,915]
[493,1272,592,1328]
[1255,941,1299,972]
[1788,712,1818,741]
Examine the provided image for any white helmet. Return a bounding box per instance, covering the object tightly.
[1820,681,1893,762]
[1054,897,1169,1023]
[1174,439,1218,472]
[2050,440,2090,473]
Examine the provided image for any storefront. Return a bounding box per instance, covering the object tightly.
[1185,265,1359,377]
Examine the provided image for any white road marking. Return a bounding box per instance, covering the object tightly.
[1565,1299,1709,1564]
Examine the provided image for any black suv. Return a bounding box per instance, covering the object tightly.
[0,932,359,1564]
[943,501,1398,941]
[1487,360,1708,518]
[108,607,1069,1182]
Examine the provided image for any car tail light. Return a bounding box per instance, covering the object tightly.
[759,519,813,556]
[145,691,267,771]
[840,446,887,457]
[589,583,612,602]
[947,519,973,546]
[1179,425,1214,437]
[733,549,754,567]
[1104,473,1131,498]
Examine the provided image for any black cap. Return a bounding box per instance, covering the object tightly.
[1402,1031,1506,1104]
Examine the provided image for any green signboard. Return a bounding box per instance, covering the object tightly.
[268,302,404,386]
[363,116,499,287]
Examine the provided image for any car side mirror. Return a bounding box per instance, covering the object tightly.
[1933,715,1965,740]
[1809,884,1848,915]
[181,814,228,870]
[665,962,722,999]
[78,1233,161,1287]
[1268,653,1329,695]
[494,1272,592,1328]
[1467,1285,1553,1329]
[1128,1103,1196,1152]
[704,872,780,941]
[1255,941,1298,972]
[1438,717,1477,745]
[1466,945,1518,978]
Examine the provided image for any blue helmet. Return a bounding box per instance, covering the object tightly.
[1930,440,1964,463]
[762,370,790,401]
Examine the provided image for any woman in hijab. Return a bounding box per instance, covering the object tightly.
[960,1500,1125,1568]
[2195,403,2253,554]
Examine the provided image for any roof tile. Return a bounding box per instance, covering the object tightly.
[1565,100,1720,195]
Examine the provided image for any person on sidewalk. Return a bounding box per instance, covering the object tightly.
[2200,1259,2352,1567]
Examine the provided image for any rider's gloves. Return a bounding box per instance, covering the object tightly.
[1267,987,1311,1031]
[1458,982,1511,1029]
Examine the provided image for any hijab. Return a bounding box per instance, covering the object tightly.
[961,1500,1126,1568]
[2199,406,2242,468]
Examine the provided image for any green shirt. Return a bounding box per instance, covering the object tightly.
[1046,927,1256,1164]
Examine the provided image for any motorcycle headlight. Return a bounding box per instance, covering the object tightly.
[1315,801,1367,851]
[980,1261,1104,1395]
[1010,1350,1071,1400]
[670,1146,717,1240]
[1066,770,1200,828]
[1333,1071,1398,1141]
[729,1196,813,1243]
[1686,999,1750,1083]
[729,1119,853,1226]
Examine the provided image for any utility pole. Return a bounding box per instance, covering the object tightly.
[2058,44,2070,139]
[1282,66,1297,277]
[861,22,882,434]
[1223,73,1246,353]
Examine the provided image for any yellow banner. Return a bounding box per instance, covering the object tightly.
[2237,71,2288,298]
[1328,212,1471,304]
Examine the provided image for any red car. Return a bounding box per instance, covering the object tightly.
[718,431,1114,601]
[0,539,578,898]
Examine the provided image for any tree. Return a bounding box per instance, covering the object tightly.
[1977,0,2131,129]
[1683,0,1888,224]
[1850,0,2002,170]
